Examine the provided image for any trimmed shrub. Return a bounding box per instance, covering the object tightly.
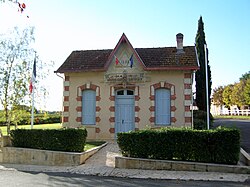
[10,128,87,152]
[193,110,214,129]
[193,119,207,130]
[117,127,240,165]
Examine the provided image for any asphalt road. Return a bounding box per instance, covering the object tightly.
[213,119,250,153]
[0,170,249,187]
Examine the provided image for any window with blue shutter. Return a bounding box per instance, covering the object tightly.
[82,90,96,125]
[155,88,171,125]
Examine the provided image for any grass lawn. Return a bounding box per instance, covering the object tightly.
[213,115,250,120]
[84,141,106,151]
[0,123,62,136]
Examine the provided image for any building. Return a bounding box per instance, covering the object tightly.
[55,33,199,140]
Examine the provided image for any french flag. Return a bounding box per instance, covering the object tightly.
[29,57,36,93]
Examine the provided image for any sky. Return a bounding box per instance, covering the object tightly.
[0,0,250,111]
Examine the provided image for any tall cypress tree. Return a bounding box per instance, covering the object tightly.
[195,16,212,112]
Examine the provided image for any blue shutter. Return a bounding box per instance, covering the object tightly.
[155,89,170,125]
[82,90,96,125]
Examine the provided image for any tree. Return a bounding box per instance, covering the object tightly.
[240,71,250,81]
[243,79,250,107]
[0,27,53,134]
[195,16,212,112]
[222,84,234,109]
[0,27,35,134]
[231,81,246,109]
[212,86,224,106]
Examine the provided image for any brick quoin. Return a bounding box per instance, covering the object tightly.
[76,106,82,112]
[184,83,191,89]
[109,117,115,123]
[149,117,155,123]
[109,106,115,112]
[149,106,155,112]
[109,128,115,133]
[185,117,192,123]
[185,106,190,111]
[64,96,69,101]
[96,117,101,122]
[135,106,140,112]
[65,76,70,81]
[135,117,140,122]
[171,106,176,111]
[185,95,191,100]
[64,106,69,112]
[135,96,140,101]
[76,117,81,122]
[63,117,68,122]
[109,96,115,101]
[64,86,69,91]
[184,73,191,78]
[171,117,177,123]
[95,128,100,133]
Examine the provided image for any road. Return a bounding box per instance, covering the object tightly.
[0,170,249,187]
[213,119,250,153]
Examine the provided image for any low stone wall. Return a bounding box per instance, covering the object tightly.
[0,143,107,166]
[240,148,250,166]
[115,156,250,174]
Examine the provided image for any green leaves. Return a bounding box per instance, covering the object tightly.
[117,127,240,165]
[10,128,88,152]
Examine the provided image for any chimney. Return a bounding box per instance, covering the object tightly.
[176,33,184,52]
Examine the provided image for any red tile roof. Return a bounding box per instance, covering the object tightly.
[55,39,198,73]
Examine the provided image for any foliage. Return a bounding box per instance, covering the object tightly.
[215,70,250,109]
[193,110,214,130]
[10,128,87,152]
[240,71,250,81]
[195,16,212,112]
[222,84,233,109]
[0,27,35,134]
[0,111,61,126]
[231,81,246,108]
[0,27,54,134]
[244,79,250,105]
[212,86,225,106]
[117,127,240,165]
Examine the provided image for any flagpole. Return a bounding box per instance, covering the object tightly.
[31,85,35,129]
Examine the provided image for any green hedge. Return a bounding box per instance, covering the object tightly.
[117,127,240,165]
[193,110,214,130]
[10,128,87,152]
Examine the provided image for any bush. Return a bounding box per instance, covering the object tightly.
[10,128,87,152]
[117,127,240,165]
[193,110,214,129]
[193,119,207,130]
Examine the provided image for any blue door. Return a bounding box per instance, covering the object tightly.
[115,90,135,135]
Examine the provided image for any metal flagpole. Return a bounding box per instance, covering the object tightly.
[204,44,210,130]
[31,83,35,129]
